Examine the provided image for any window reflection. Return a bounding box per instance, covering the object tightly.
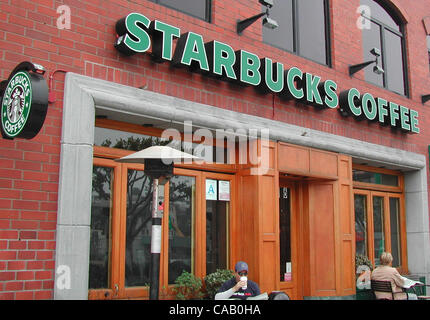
[168,175,196,284]
[354,194,368,257]
[389,198,401,267]
[206,199,229,275]
[360,0,407,95]
[149,0,210,21]
[385,30,405,94]
[263,0,329,65]
[353,170,398,187]
[297,0,327,64]
[94,127,170,151]
[90,166,113,289]
[373,196,385,265]
[360,0,400,31]
[362,20,384,87]
[262,0,294,52]
[125,170,153,287]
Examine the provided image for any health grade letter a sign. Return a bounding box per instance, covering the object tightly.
[1,62,49,140]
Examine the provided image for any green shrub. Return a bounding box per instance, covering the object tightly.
[173,270,204,300]
[204,269,235,299]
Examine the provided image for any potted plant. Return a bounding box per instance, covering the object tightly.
[204,269,235,300]
[173,270,204,300]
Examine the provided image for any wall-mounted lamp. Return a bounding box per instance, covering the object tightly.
[349,48,384,77]
[237,0,278,35]
[422,94,430,104]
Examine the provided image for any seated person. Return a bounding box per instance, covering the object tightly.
[215,261,261,300]
[371,252,417,300]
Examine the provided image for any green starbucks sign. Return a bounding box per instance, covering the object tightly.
[114,12,419,134]
[1,62,49,140]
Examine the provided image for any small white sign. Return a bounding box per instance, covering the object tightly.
[151,225,162,253]
[286,262,291,273]
[218,180,230,201]
[206,179,217,200]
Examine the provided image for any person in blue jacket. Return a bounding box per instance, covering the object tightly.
[215,261,261,300]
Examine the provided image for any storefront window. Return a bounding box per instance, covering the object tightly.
[94,125,227,163]
[168,175,196,284]
[354,194,368,257]
[125,169,153,287]
[206,179,230,275]
[353,165,405,270]
[89,166,113,289]
[372,196,385,265]
[94,126,170,151]
[360,0,407,95]
[353,169,398,187]
[149,0,211,22]
[263,0,330,66]
[389,197,401,267]
[353,191,404,270]
[90,122,234,298]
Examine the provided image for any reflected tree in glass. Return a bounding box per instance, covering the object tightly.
[94,136,195,287]
[168,176,196,284]
[354,194,368,257]
[90,166,113,289]
[389,198,401,267]
[373,196,385,265]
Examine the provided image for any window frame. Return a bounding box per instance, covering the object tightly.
[352,164,403,193]
[360,1,409,97]
[262,0,332,67]
[353,164,407,274]
[149,0,211,22]
[89,121,236,299]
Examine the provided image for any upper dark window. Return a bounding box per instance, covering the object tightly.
[360,0,407,96]
[262,0,331,66]
[149,0,211,22]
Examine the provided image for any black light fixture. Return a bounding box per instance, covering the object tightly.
[349,48,384,77]
[237,0,278,35]
[422,94,430,104]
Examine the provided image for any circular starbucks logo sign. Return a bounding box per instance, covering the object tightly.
[1,71,32,138]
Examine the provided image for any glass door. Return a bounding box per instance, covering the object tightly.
[203,173,233,276]
[167,174,196,284]
[354,192,369,257]
[372,194,385,265]
[89,160,237,299]
[353,190,404,269]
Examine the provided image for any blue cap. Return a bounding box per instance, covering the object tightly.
[234,261,248,272]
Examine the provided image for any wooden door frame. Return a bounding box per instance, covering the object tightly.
[88,159,236,299]
[353,190,407,273]
[200,172,236,278]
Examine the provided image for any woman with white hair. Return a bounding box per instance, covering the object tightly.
[371,252,417,300]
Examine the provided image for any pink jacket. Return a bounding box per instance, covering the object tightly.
[371,266,407,300]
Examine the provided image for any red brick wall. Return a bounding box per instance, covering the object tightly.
[0,0,429,299]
